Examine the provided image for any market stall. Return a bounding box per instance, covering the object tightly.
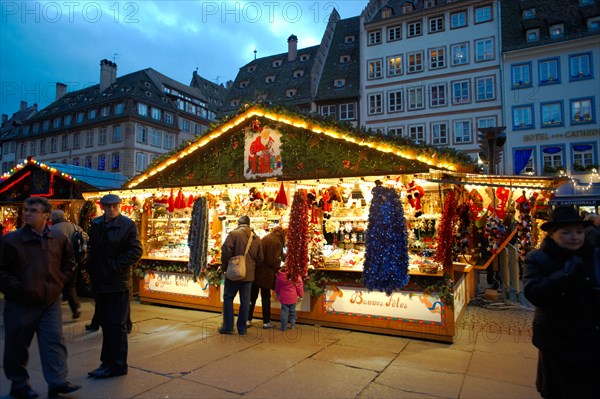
[83,105,562,342]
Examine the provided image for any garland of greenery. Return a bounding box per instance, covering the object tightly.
[304,268,453,307]
[134,260,189,278]
[138,103,474,188]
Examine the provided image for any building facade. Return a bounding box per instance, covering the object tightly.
[360,0,503,167]
[2,60,225,178]
[0,101,38,173]
[501,0,600,213]
[221,10,361,127]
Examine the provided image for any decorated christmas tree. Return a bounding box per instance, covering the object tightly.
[286,189,309,282]
[363,185,410,295]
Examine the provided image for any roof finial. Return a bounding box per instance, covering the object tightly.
[254,49,257,60]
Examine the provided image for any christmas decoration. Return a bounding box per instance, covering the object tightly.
[252,118,261,132]
[285,189,309,283]
[434,189,458,271]
[487,187,511,219]
[404,180,425,217]
[466,188,484,217]
[484,213,507,254]
[515,191,535,260]
[453,203,471,261]
[187,196,209,282]
[363,185,410,295]
[274,182,288,208]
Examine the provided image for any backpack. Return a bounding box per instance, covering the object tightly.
[71,224,89,264]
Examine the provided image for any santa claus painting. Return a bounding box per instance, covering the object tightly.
[244,124,283,178]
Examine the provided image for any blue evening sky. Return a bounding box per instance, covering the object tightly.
[0,0,367,117]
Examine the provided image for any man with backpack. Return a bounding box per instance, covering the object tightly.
[50,209,88,319]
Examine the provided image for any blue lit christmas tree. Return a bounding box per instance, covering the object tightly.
[363,185,410,294]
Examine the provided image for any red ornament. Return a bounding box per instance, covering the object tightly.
[232,140,239,150]
[296,162,304,171]
[252,119,261,132]
[229,170,235,177]
[342,160,351,168]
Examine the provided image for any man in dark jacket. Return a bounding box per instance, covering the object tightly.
[87,194,142,379]
[0,197,80,399]
[248,226,286,329]
[220,215,262,335]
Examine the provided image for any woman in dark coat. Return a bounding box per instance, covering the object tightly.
[248,226,286,329]
[523,205,600,398]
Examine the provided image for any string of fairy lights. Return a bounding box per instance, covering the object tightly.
[0,158,79,183]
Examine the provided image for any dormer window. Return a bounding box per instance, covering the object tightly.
[334,79,346,88]
[293,70,304,78]
[230,99,240,106]
[424,0,434,8]
[382,7,392,19]
[340,55,351,64]
[258,94,267,101]
[402,4,413,14]
[272,59,282,67]
[239,80,249,88]
[523,9,535,19]
[300,54,310,62]
[550,24,564,38]
[286,89,297,98]
[527,28,540,42]
[587,16,600,31]
[247,65,256,72]
[265,75,275,83]
[345,35,355,44]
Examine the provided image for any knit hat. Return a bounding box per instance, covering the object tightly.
[540,205,591,231]
[238,215,250,225]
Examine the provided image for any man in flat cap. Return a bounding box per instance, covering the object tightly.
[220,215,262,334]
[87,194,142,379]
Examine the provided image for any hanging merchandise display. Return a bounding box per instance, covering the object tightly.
[187,196,209,281]
[286,189,310,283]
[363,185,409,294]
[434,189,459,271]
[81,104,569,342]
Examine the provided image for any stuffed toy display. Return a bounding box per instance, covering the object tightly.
[405,180,425,217]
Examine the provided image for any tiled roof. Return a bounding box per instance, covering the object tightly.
[501,0,600,52]
[220,44,321,114]
[29,68,219,121]
[316,16,361,101]
[0,104,38,140]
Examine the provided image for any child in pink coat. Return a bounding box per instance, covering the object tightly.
[275,267,303,331]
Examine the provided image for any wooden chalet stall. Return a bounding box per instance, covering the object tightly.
[83,105,494,342]
[0,157,129,233]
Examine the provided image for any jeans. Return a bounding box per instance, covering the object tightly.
[3,299,69,391]
[222,279,252,333]
[248,283,272,324]
[280,303,297,331]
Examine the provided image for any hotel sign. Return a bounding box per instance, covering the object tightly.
[522,128,599,142]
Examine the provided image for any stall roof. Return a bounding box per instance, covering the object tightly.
[426,171,569,191]
[126,104,474,190]
[0,158,128,202]
[45,163,129,190]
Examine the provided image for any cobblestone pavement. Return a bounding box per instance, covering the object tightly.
[1,296,540,399]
